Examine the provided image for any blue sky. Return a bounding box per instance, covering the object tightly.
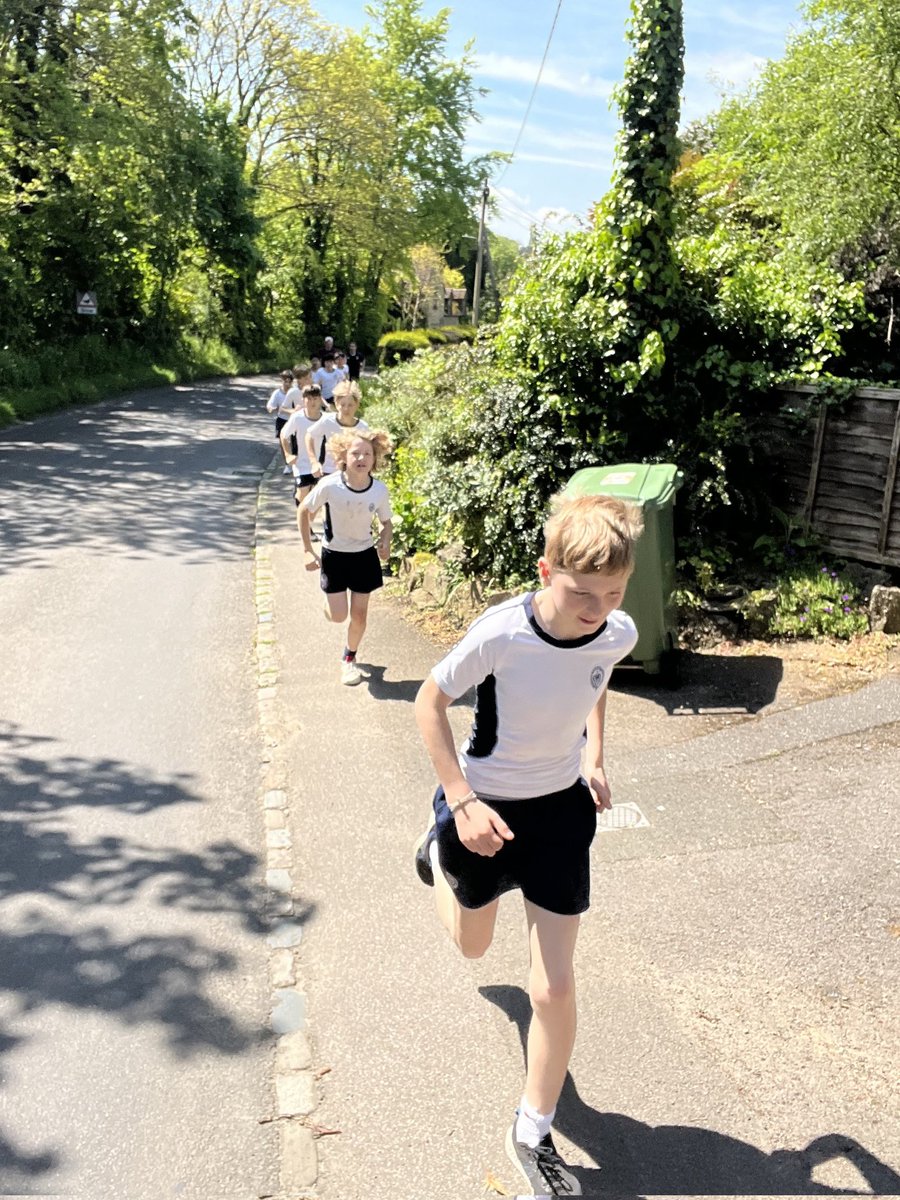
[318,0,803,244]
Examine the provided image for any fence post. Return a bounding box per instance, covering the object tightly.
[878,396,900,556]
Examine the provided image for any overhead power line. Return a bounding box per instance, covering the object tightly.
[492,0,565,188]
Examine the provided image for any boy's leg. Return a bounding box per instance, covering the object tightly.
[432,858,500,959]
[294,484,316,560]
[522,900,581,1114]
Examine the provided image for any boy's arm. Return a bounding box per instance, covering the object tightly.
[305,429,323,475]
[414,677,513,856]
[584,688,612,812]
[280,418,296,461]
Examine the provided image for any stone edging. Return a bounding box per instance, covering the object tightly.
[253,454,320,1198]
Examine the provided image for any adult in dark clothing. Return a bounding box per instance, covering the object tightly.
[346,341,365,382]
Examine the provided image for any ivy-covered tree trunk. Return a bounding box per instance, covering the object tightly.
[601,0,684,446]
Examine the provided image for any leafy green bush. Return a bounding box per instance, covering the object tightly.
[439,324,476,344]
[377,330,431,365]
[744,564,868,639]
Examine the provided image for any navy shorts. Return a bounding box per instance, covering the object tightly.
[320,546,384,595]
[433,779,597,914]
[293,474,317,503]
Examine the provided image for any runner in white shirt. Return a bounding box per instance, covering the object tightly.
[312,354,343,406]
[413,494,643,1196]
[267,370,296,474]
[276,364,310,474]
[306,381,368,477]
[281,384,324,569]
[301,427,394,686]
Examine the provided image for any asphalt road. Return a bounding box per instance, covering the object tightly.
[2,378,899,1200]
[0,380,279,1196]
[260,463,900,1199]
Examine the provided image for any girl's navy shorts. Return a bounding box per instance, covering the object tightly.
[320,546,384,595]
[432,779,597,915]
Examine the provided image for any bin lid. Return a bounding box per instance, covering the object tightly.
[565,463,683,507]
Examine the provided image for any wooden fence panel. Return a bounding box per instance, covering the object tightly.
[766,385,900,568]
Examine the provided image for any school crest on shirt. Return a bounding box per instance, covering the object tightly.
[368,502,376,512]
[590,664,606,689]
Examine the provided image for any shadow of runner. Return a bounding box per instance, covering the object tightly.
[612,652,785,716]
[362,664,425,703]
[480,985,900,1196]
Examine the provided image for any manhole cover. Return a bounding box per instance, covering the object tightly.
[596,802,650,833]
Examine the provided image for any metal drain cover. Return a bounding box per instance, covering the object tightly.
[596,802,650,832]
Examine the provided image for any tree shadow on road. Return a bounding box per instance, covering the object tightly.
[0,722,316,1188]
[480,984,900,1197]
[0,381,274,576]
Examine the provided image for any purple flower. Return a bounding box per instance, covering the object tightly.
[831,571,838,578]
[821,566,828,574]
[843,607,850,614]
[800,615,807,622]
[841,594,850,601]
[824,606,832,613]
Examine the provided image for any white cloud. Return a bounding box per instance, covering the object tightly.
[685,49,769,90]
[686,1,796,42]
[475,51,615,99]
[467,112,615,158]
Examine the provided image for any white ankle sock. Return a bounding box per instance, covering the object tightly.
[515,1098,555,1148]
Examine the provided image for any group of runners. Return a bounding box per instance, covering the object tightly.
[263,349,643,1195]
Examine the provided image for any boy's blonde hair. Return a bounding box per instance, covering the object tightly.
[543,494,644,575]
[330,427,393,472]
[333,380,362,404]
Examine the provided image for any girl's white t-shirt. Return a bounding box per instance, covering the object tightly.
[306,473,392,553]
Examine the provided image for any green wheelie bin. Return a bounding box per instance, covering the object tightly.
[565,463,683,679]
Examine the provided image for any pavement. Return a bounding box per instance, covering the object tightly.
[254,453,900,1199]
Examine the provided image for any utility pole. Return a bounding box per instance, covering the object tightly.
[472,178,489,328]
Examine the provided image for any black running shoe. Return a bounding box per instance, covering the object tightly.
[506,1124,582,1196]
[413,825,436,887]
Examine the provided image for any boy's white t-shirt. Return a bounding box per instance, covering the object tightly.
[281,409,322,474]
[307,415,370,473]
[306,473,392,553]
[267,387,287,414]
[280,385,302,417]
[431,593,638,799]
[313,366,342,401]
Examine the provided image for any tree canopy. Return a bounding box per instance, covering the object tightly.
[0,0,489,357]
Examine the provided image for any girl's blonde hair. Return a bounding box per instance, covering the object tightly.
[333,380,362,404]
[543,494,644,575]
[331,427,393,472]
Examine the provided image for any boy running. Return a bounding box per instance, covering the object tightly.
[280,384,325,570]
[306,381,368,481]
[300,428,393,685]
[313,352,343,408]
[413,494,642,1196]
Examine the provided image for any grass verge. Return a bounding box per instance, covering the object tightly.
[0,335,280,427]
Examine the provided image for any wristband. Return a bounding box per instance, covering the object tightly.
[448,790,478,815]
